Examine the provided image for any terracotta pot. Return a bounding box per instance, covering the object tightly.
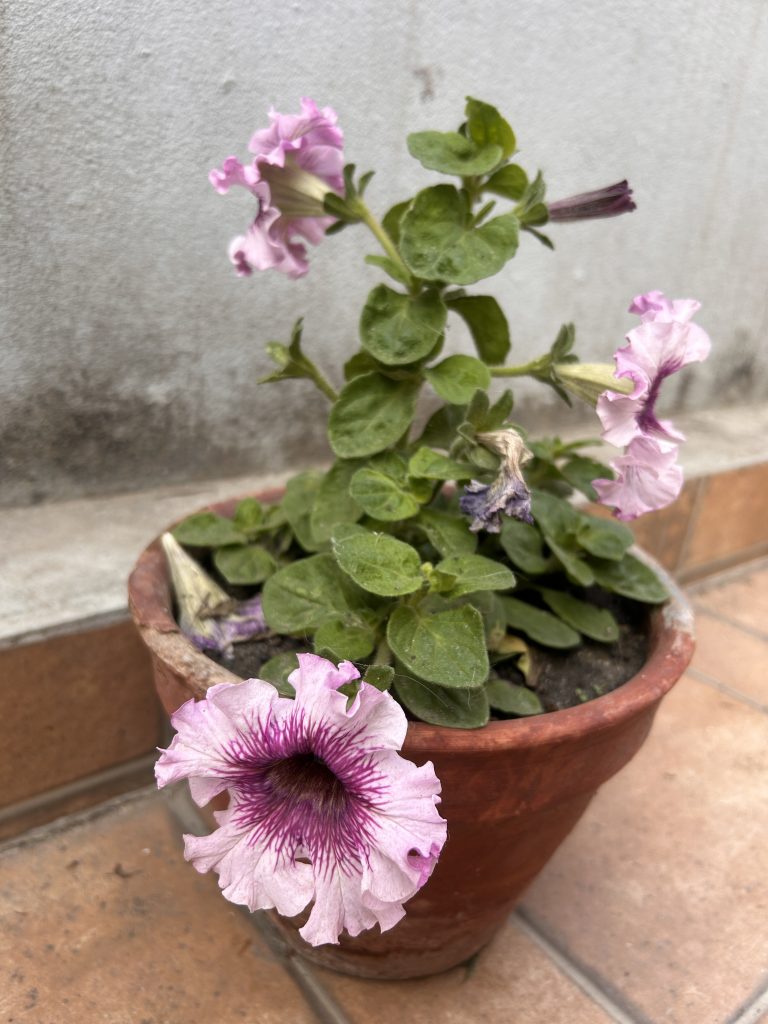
[128,491,695,980]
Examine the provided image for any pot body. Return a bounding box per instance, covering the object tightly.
[128,492,695,980]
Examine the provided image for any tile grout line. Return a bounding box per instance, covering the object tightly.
[727,975,768,1024]
[673,475,705,576]
[164,784,355,1024]
[685,553,768,594]
[690,606,768,643]
[687,667,768,715]
[513,911,649,1024]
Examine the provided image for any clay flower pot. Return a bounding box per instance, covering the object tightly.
[128,492,695,981]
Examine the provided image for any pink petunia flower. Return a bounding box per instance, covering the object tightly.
[210,98,345,279]
[593,291,710,520]
[155,654,447,947]
[592,437,684,522]
[596,292,711,451]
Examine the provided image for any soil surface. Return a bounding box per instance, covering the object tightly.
[204,593,649,716]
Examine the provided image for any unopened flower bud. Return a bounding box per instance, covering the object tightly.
[548,180,636,222]
[555,363,635,406]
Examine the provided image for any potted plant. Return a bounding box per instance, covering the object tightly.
[128,95,708,980]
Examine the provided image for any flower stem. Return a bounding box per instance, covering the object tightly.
[308,368,339,402]
[490,358,547,379]
[355,201,418,291]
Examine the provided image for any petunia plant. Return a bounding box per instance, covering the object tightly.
[170,95,711,732]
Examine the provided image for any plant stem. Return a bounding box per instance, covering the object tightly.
[355,200,418,291]
[490,359,547,379]
[309,369,339,402]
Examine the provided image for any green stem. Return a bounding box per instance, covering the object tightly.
[355,200,418,292]
[309,369,339,402]
[490,358,548,379]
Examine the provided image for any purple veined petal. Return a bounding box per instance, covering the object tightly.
[154,656,448,946]
[547,180,636,222]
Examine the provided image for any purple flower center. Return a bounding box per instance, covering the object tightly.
[220,710,386,875]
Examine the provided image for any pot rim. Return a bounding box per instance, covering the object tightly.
[128,490,695,756]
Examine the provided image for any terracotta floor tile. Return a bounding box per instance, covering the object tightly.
[520,676,768,1024]
[690,609,768,707]
[692,565,768,637]
[0,792,316,1024]
[681,464,768,571]
[318,918,613,1024]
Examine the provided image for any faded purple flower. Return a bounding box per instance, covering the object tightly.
[460,430,534,533]
[597,292,711,451]
[155,654,447,947]
[548,180,636,222]
[210,98,345,279]
[161,533,268,658]
[593,437,684,522]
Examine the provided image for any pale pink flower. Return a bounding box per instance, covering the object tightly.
[593,437,684,521]
[210,98,345,279]
[155,654,446,947]
[596,291,711,450]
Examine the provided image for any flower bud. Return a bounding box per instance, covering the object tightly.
[554,363,635,406]
[548,180,636,222]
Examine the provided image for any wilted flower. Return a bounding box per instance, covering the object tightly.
[593,437,684,522]
[460,430,534,532]
[210,98,345,279]
[593,292,710,519]
[548,180,636,222]
[596,292,711,451]
[161,533,268,656]
[155,654,447,947]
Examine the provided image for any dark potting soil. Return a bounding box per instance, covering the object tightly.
[204,592,649,716]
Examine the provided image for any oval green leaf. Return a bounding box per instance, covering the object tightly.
[393,674,489,729]
[446,294,511,365]
[332,524,423,597]
[314,619,377,662]
[349,467,421,521]
[387,604,489,687]
[486,676,543,716]
[408,447,475,481]
[173,512,248,548]
[424,355,491,405]
[406,130,502,176]
[360,285,446,366]
[329,373,420,459]
[539,589,619,643]
[213,544,276,585]
[262,553,373,634]
[400,185,519,285]
[438,554,516,597]
[501,596,581,649]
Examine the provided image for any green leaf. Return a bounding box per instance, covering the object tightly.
[360,285,446,366]
[314,618,377,661]
[282,471,325,553]
[485,164,528,201]
[576,515,634,561]
[446,294,511,365]
[531,489,595,586]
[173,512,247,548]
[408,447,474,481]
[364,254,411,286]
[213,544,276,585]
[262,553,373,634]
[438,554,515,597]
[310,461,363,544]
[393,674,489,728]
[382,200,412,246]
[332,524,424,596]
[400,185,520,285]
[424,355,491,405]
[539,588,619,643]
[590,554,669,603]
[499,519,554,575]
[232,498,264,537]
[387,604,489,687]
[258,652,299,697]
[363,664,394,691]
[407,130,502,176]
[258,318,329,395]
[465,97,515,159]
[486,676,543,716]
[349,467,421,521]
[501,596,581,648]
[416,404,465,450]
[329,373,420,459]
[343,350,381,381]
[415,508,478,557]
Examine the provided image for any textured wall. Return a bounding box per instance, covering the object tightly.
[2,0,766,506]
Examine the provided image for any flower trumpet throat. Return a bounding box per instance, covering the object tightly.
[155,654,447,947]
[460,429,534,533]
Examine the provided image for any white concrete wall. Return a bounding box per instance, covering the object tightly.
[2,0,766,505]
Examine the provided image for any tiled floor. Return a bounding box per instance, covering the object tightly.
[2,560,767,1024]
